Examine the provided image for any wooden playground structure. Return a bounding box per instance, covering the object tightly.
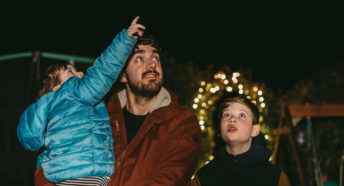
[273,104,344,186]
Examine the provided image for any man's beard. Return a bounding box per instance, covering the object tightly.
[126,70,163,98]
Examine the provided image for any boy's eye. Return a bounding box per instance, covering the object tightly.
[240,113,246,118]
[223,113,231,118]
[67,69,73,74]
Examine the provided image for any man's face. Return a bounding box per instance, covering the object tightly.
[122,45,163,97]
[219,102,260,146]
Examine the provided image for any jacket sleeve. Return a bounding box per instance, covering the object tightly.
[151,109,203,186]
[70,29,137,105]
[17,95,50,151]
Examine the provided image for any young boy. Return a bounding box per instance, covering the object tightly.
[17,16,145,185]
[197,95,291,186]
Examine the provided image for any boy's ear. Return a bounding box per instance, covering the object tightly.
[52,85,60,91]
[251,124,261,137]
[120,73,127,83]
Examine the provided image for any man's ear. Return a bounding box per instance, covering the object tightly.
[120,72,127,83]
[251,124,261,137]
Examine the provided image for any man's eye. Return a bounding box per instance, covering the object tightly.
[68,70,73,74]
[240,113,246,118]
[136,57,142,62]
[153,56,160,62]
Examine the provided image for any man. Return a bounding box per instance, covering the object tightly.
[106,36,202,186]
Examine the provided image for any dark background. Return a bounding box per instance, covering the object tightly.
[1,3,343,91]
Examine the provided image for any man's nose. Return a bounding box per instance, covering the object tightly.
[146,59,156,69]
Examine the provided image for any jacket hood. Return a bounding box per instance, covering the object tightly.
[117,87,173,113]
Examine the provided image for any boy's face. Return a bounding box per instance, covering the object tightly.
[54,65,84,91]
[121,44,163,97]
[220,102,260,147]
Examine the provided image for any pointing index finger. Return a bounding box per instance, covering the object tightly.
[130,16,140,26]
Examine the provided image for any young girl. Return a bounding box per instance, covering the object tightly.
[17,16,145,185]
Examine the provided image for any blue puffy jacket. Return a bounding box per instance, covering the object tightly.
[17,29,137,183]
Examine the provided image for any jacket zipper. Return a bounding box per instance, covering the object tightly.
[234,157,238,186]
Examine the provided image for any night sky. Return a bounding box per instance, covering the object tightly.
[1,3,343,94]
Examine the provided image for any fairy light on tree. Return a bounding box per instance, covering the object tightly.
[192,70,272,168]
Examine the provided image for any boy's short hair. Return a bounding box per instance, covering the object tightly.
[37,63,69,98]
[218,95,260,125]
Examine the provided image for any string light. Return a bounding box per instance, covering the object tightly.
[209,155,214,160]
[193,104,198,109]
[258,90,263,96]
[260,103,266,108]
[226,86,233,92]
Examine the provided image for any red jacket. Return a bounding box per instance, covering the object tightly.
[107,88,202,186]
[33,88,202,186]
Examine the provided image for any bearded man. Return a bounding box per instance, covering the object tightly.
[106,36,202,186]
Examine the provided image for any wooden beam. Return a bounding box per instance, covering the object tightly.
[273,126,291,135]
[288,104,344,117]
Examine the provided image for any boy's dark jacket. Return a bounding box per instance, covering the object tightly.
[197,134,290,186]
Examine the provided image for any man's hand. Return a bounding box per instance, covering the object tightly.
[127,16,146,38]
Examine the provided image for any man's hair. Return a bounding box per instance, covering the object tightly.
[37,63,69,98]
[218,95,260,125]
[134,35,161,55]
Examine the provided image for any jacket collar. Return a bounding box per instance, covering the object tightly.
[214,144,272,168]
[117,87,172,113]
